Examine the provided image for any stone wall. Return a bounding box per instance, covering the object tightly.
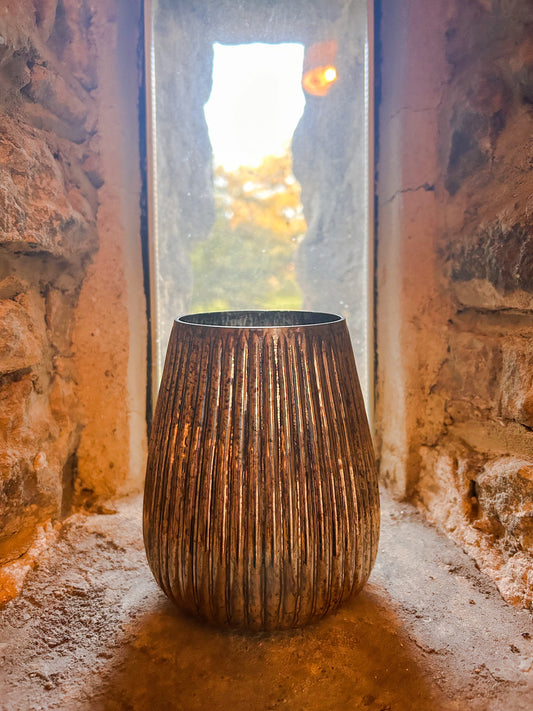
[3,0,531,614]
[0,0,146,601]
[376,0,533,607]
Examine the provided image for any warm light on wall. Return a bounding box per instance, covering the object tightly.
[302,40,338,96]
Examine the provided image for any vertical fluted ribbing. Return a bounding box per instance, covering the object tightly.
[143,315,380,631]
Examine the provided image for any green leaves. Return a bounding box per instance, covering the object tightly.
[191,151,305,312]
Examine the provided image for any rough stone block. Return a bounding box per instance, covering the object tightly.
[0,449,59,565]
[0,300,42,374]
[45,287,73,355]
[449,420,533,459]
[439,331,502,417]
[452,279,533,311]
[0,366,65,561]
[0,275,28,300]
[0,370,63,450]
[418,444,533,607]
[464,66,511,117]
[48,0,97,91]
[477,458,533,551]
[22,63,88,127]
[33,0,59,42]
[21,101,89,144]
[444,63,512,194]
[0,117,97,258]
[450,221,533,295]
[82,153,104,189]
[499,338,533,428]
[0,375,34,440]
[0,51,32,107]
[0,455,39,563]
[445,110,491,196]
[443,331,533,429]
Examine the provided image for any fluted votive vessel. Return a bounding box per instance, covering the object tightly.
[143,310,380,630]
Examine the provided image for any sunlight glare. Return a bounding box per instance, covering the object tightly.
[204,43,306,171]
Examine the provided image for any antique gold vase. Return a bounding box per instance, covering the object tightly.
[143,310,380,630]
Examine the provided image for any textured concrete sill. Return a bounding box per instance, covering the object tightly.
[0,491,532,711]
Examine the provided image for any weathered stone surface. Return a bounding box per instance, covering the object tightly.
[22,63,88,126]
[45,287,73,355]
[81,151,104,189]
[452,279,533,311]
[477,459,533,550]
[33,0,59,43]
[0,275,28,300]
[450,221,533,294]
[445,111,491,196]
[0,0,127,579]
[438,330,533,429]
[20,100,90,144]
[418,446,533,607]
[0,374,34,445]
[0,300,42,374]
[442,0,533,197]
[448,420,533,460]
[439,331,502,417]
[0,370,60,565]
[500,338,533,428]
[0,118,97,257]
[377,0,533,610]
[47,0,97,91]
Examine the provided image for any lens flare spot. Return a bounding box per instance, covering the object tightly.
[302,65,338,96]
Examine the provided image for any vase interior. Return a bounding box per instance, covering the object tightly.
[179,310,342,328]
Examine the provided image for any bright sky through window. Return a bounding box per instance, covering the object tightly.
[204,43,306,171]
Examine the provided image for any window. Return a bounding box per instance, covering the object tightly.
[145,0,373,412]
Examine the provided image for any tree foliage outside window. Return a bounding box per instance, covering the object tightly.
[191,151,306,312]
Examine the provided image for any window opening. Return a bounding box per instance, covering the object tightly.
[147,0,372,412]
[192,43,306,313]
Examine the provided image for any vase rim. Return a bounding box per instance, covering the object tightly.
[177,310,344,329]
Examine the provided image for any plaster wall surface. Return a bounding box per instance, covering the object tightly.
[0,0,147,604]
[376,0,533,607]
[72,0,147,500]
